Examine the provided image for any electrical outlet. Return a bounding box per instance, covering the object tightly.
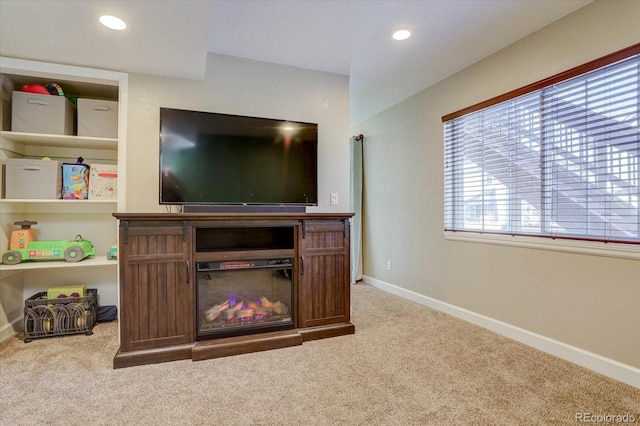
[330,192,339,206]
[386,260,392,271]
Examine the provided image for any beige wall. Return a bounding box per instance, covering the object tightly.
[125,53,350,213]
[352,0,640,368]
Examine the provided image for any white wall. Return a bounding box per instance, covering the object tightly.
[125,53,350,213]
[352,0,640,372]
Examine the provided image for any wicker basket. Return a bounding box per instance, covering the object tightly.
[23,288,97,343]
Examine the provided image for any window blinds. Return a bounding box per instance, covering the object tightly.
[444,50,639,244]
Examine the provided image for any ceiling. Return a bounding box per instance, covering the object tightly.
[0,0,591,124]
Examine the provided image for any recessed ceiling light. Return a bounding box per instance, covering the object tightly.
[99,15,127,31]
[392,29,411,41]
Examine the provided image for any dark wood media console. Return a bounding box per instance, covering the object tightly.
[112,213,354,368]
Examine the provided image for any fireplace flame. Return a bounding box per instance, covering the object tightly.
[204,296,289,324]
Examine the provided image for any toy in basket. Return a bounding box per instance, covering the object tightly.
[23,288,98,342]
[1,220,95,265]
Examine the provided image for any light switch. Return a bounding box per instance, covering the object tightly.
[330,192,339,206]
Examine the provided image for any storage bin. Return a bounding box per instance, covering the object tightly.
[23,288,97,342]
[11,91,75,135]
[62,159,89,199]
[5,158,62,199]
[77,98,118,138]
[88,163,117,200]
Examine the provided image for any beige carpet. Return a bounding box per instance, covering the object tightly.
[1,283,638,425]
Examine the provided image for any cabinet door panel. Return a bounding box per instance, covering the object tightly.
[298,221,350,327]
[120,225,192,351]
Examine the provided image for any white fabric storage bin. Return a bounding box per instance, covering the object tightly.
[11,91,75,135]
[77,98,118,138]
[88,163,118,200]
[6,158,62,199]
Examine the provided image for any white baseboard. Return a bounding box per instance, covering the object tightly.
[362,275,640,389]
[0,316,22,343]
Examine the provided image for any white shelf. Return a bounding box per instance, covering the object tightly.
[0,199,116,214]
[0,255,117,277]
[0,131,117,151]
[2,198,115,203]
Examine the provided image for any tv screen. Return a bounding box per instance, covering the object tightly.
[159,108,318,206]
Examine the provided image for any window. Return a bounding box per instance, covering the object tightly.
[443,44,640,246]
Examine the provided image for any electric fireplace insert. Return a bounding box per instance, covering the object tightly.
[196,258,294,340]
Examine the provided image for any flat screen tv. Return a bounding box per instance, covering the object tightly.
[159,108,318,208]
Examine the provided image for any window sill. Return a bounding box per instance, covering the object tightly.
[444,231,640,261]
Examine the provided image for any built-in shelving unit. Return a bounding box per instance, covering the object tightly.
[0,56,127,342]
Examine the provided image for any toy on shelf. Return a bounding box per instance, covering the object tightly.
[62,157,89,200]
[1,220,96,265]
[21,82,65,96]
[46,82,65,96]
[21,84,49,95]
[107,244,118,260]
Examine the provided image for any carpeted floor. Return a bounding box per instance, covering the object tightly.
[0,283,638,425]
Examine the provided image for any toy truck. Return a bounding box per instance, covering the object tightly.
[1,220,96,265]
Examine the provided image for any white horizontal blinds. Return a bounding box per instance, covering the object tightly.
[443,121,456,229]
[542,55,639,241]
[444,93,543,234]
[444,51,640,243]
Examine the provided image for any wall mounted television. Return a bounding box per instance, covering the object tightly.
[159,108,318,209]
